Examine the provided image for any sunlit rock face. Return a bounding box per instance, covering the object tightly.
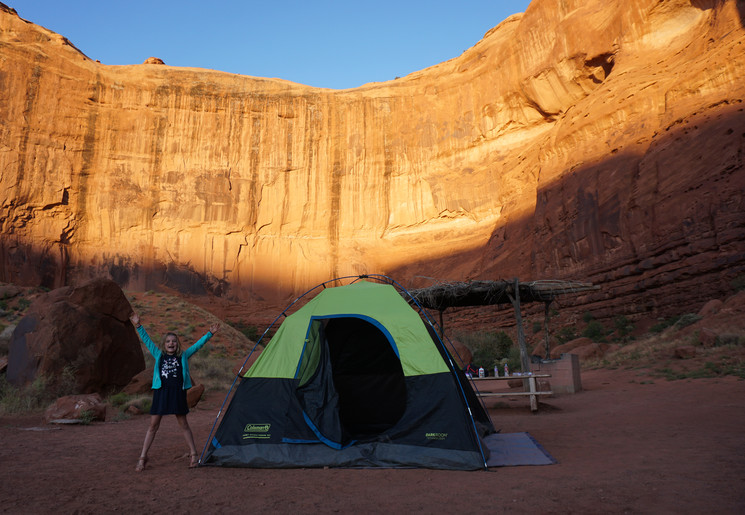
[1,0,744,317]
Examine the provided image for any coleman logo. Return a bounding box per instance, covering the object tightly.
[244,423,271,432]
[425,432,448,440]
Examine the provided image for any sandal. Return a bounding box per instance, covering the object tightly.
[135,456,148,472]
[189,453,199,468]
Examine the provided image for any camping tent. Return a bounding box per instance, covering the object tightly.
[201,276,495,470]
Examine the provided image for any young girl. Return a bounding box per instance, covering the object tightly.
[129,312,219,471]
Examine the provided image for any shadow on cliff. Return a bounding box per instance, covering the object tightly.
[390,101,745,322]
[1,104,744,323]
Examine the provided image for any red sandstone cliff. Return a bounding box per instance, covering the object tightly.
[1,0,744,319]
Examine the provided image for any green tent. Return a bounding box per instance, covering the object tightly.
[201,276,495,470]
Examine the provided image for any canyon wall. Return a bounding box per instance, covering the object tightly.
[1,0,744,319]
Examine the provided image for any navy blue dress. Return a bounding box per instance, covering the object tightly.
[150,354,189,415]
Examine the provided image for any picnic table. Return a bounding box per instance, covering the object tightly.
[470,374,552,412]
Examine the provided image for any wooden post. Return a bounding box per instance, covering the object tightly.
[543,300,552,360]
[508,278,530,378]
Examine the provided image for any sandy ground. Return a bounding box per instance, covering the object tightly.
[1,368,744,514]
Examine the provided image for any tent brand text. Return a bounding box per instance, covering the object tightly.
[425,432,448,440]
[244,423,271,432]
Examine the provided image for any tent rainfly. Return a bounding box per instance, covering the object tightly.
[200,276,495,470]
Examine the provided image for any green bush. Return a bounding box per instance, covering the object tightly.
[731,274,745,292]
[455,330,514,369]
[0,375,53,414]
[613,315,634,341]
[556,326,578,344]
[109,392,130,407]
[583,320,606,342]
[506,346,523,373]
[228,320,260,342]
[582,311,594,323]
[650,315,680,334]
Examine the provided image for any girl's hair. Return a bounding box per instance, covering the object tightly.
[160,332,183,357]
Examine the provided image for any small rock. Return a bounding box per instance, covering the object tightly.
[673,346,697,359]
[699,328,718,348]
[125,404,143,416]
[698,299,723,317]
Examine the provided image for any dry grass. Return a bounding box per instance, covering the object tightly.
[585,322,745,380]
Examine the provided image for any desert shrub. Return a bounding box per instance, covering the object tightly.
[716,333,744,347]
[0,375,54,414]
[505,346,523,373]
[583,320,607,342]
[650,316,680,333]
[228,320,259,342]
[582,311,594,323]
[731,274,745,292]
[122,395,152,414]
[556,326,578,344]
[108,392,130,407]
[674,313,702,329]
[190,352,236,391]
[613,315,634,341]
[16,298,31,311]
[0,300,7,310]
[531,321,542,334]
[79,409,96,425]
[456,330,514,369]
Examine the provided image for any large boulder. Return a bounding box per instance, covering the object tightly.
[7,278,145,393]
[549,337,594,359]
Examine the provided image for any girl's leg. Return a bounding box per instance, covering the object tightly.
[136,415,162,471]
[176,414,199,467]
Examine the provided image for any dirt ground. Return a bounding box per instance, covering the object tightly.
[1,368,743,514]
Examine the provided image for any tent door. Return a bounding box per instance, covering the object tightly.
[322,316,407,439]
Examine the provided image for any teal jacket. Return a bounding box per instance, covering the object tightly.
[136,325,213,390]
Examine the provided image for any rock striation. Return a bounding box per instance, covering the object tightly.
[0,0,744,321]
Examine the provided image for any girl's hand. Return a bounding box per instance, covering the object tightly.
[209,323,220,334]
[129,312,140,327]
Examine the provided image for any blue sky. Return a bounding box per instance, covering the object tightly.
[10,1,531,89]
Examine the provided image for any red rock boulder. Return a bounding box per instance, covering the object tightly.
[7,278,145,393]
[698,299,723,318]
[550,337,593,359]
[44,393,107,423]
[121,367,154,395]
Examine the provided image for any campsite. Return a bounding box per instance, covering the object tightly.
[1,279,744,513]
[1,368,743,512]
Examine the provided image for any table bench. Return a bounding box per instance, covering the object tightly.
[470,374,552,412]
